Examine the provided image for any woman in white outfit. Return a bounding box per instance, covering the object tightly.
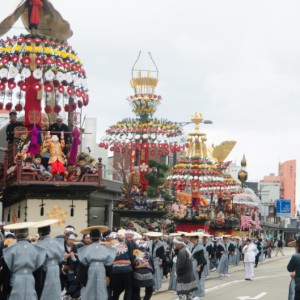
[242,238,259,281]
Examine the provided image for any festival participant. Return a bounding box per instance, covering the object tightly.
[200,234,211,278]
[77,225,116,300]
[173,236,197,300]
[132,246,154,300]
[145,232,165,291]
[77,234,92,248]
[32,219,64,300]
[0,231,16,299]
[31,153,52,180]
[209,237,219,271]
[2,222,46,300]
[162,234,171,279]
[49,115,70,143]
[181,232,193,250]
[110,231,134,300]
[188,232,206,299]
[6,111,23,144]
[242,238,259,281]
[217,235,235,277]
[168,233,180,292]
[61,232,79,293]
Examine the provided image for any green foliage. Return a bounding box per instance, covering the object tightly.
[147,186,156,198]
[145,159,170,198]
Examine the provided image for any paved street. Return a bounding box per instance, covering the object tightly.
[150,247,293,300]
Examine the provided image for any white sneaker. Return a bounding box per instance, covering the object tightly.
[211,267,216,272]
[192,297,201,300]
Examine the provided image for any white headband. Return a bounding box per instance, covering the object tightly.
[173,237,185,245]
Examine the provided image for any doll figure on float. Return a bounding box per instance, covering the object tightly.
[216,210,225,226]
[45,131,68,181]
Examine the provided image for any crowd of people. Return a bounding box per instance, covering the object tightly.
[0,219,287,300]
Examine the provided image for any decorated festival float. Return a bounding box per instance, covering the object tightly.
[99,52,186,232]
[164,113,261,236]
[0,1,104,233]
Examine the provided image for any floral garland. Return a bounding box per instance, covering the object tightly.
[99,117,187,153]
[127,94,162,116]
[0,34,89,113]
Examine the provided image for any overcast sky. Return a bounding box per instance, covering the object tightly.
[2,0,300,198]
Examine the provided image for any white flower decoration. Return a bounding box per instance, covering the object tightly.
[73,76,79,86]
[65,72,73,83]
[140,163,148,172]
[0,68,8,78]
[56,71,65,81]
[44,70,55,81]
[21,67,31,78]
[9,67,19,78]
[33,69,43,80]
[0,91,5,97]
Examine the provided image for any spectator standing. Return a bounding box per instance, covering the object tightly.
[287,238,300,300]
[266,239,273,259]
[254,236,262,267]
[275,238,285,256]
[242,238,259,281]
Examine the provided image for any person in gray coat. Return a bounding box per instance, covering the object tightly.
[32,219,64,300]
[77,225,116,300]
[3,222,46,300]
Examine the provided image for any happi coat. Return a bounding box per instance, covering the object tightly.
[77,242,116,300]
[35,236,64,300]
[3,240,46,300]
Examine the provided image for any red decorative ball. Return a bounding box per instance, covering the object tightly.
[77,100,83,108]
[44,105,52,114]
[54,105,61,113]
[70,102,77,111]
[5,102,13,110]
[15,103,23,112]
[64,104,70,112]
